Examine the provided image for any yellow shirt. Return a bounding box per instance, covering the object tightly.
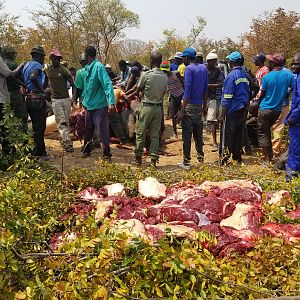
[177,63,186,77]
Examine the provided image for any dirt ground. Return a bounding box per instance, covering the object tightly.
[45,119,262,173]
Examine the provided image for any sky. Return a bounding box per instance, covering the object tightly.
[3,0,300,42]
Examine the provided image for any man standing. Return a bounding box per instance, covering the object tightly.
[44,50,75,152]
[74,53,87,106]
[160,60,184,138]
[206,51,224,152]
[220,51,250,164]
[0,49,24,155]
[1,46,27,132]
[285,53,300,181]
[118,60,131,87]
[22,46,48,159]
[258,54,294,162]
[131,52,167,167]
[177,47,208,170]
[252,53,269,101]
[79,46,115,160]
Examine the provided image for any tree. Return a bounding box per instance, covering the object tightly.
[30,0,139,65]
[0,1,23,50]
[244,8,300,59]
[81,0,139,63]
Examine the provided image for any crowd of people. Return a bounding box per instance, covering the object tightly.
[0,44,299,182]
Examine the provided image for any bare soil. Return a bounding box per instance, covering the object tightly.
[45,119,262,173]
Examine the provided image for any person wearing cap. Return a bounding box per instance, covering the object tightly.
[1,46,27,133]
[252,53,269,101]
[80,45,115,160]
[160,60,184,138]
[105,64,117,81]
[176,47,208,170]
[195,52,204,64]
[175,52,186,81]
[129,52,168,167]
[169,55,178,71]
[74,53,88,106]
[257,53,294,162]
[44,49,75,152]
[22,46,49,160]
[0,47,25,156]
[118,59,131,87]
[219,51,250,164]
[285,53,300,181]
[206,50,224,152]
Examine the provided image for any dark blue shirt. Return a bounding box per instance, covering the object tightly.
[221,66,250,115]
[22,61,43,93]
[285,73,300,126]
[170,63,178,71]
[183,63,208,105]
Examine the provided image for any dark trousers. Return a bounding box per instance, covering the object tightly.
[26,97,47,156]
[109,110,127,142]
[182,104,204,164]
[220,108,245,162]
[83,107,111,157]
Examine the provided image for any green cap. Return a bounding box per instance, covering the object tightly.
[1,46,16,54]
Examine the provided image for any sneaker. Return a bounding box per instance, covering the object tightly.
[38,154,50,161]
[211,144,218,152]
[81,152,90,158]
[150,159,157,168]
[177,162,191,170]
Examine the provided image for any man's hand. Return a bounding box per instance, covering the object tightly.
[202,103,208,116]
[176,110,185,124]
[108,105,115,113]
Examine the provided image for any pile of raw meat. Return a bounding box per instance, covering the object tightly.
[51,178,300,256]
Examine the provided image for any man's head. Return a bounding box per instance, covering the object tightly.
[84,45,97,64]
[252,53,266,67]
[226,51,242,68]
[174,52,183,65]
[131,66,141,78]
[118,59,127,72]
[79,53,87,68]
[206,51,218,69]
[195,52,203,64]
[182,47,197,66]
[266,53,285,70]
[150,52,163,68]
[30,46,46,64]
[50,49,63,68]
[130,60,143,71]
[1,46,17,60]
[291,53,300,74]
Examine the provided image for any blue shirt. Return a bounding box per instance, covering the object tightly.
[183,63,208,105]
[170,63,178,71]
[221,66,250,115]
[260,69,294,112]
[285,73,300,126]
[82,59,115,110]
[22,60,43,93]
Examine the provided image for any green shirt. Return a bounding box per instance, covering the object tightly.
[45,64,72,99]
[137,68,168,104]
[75,68,86,101]
[82,59,115,110]
[4,59,21,91]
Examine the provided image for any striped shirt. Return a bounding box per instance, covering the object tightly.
[255,66,269,99]
[167,71,184,97]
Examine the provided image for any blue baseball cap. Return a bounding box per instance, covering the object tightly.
[226,51,242,62]
[182,47,197,58]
